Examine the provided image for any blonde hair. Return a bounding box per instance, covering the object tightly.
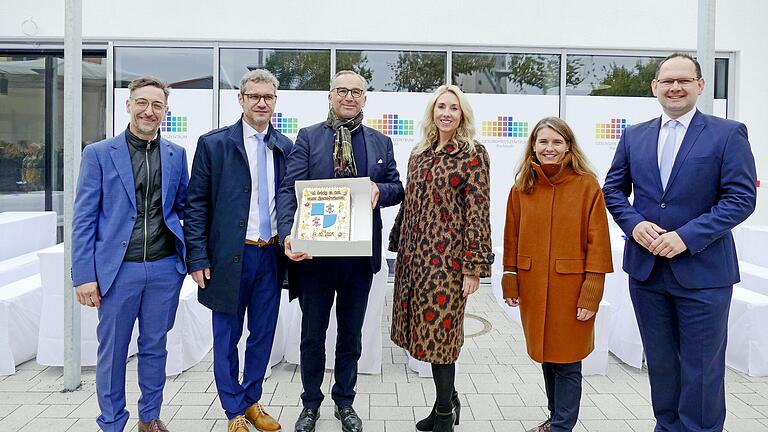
[412,85,477,155]
[514,116,597,193]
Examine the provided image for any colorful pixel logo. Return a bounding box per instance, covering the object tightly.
[272,112,299,134]
[482,116,528,138]
[595,118,629,140]
[161,111,188,133]
[366,114,414,136]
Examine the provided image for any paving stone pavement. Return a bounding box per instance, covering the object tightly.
[2,283,767,432]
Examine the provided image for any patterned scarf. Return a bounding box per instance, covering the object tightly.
[326,108,363,178]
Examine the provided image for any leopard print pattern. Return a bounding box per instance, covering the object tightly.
[389,141,493,364]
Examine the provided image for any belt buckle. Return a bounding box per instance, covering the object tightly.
[246,236,277,247]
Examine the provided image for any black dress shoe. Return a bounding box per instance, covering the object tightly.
[294,408,319,432]
[334,405,363,432]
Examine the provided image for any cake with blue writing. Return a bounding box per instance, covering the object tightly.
[298,186,351,241]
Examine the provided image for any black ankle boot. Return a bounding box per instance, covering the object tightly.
[415,391,460,431]
[432,409,455,432]
[452,391,461,425]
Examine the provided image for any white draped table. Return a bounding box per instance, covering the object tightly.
[35,245,212,376]
[281,259,388,374]
[490,245,617,376]
[603,231,644,369]
[236,258,388,378]
[0,275,42,375]
[0,211,56,261]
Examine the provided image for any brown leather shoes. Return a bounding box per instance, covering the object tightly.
[245,402,282,431]
[527,419,551,432]
[138,419,170,432]
[228,415,250,432]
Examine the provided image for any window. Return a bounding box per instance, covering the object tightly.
[0,55,46,211]
[220,48,330,90]
[336,50,446,92]
[0,52,106,240]
[453,52,561,95]
[115,47,213,89]
[566,54,729,98]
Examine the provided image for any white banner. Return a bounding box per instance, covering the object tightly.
[219,89,328,142]
[112,89,727,264]
[114,88,213,172]
[466,94,560,249]
[362,92,560,255]
[565,96,727,182]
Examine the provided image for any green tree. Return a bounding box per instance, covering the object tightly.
[452,54,584,95]
[335,51,374,90]
[590,59,661,96]
[389,52,446,92]
[263,50,331,90]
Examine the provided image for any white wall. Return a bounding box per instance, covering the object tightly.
[2,0,766,222]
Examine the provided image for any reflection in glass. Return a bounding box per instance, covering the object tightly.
[336,50,446,92]
[0,55,46,211]
[714,58,728,100]
[453,52,562,95]
[566,55,662,97]
[115,47,213,89]
[0,53,106,236]
[220,49,330,90]
[567,55,728,99]
[51,56,107,228]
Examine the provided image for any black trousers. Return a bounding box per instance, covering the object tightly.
[295,257,373,409]
[542,361,582,432]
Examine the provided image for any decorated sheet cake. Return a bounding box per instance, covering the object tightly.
[297,186,351,241]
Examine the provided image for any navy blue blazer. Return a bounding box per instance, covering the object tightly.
[185,119,293,314]
[72,131,188,295]
[603,110,757,288]
[277,122,404,297]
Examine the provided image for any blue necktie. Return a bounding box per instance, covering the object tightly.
[659,120,679,190]
[256,133,272,241]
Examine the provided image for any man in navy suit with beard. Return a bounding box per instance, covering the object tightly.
[278,70,404,432]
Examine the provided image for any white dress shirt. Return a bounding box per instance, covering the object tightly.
[242,121,277,241]
[657,108,696,169]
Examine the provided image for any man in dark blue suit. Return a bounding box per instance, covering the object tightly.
[603,53,757,432]
[72,76,188,432]
[185,70,292,432]
[278,70,404,432]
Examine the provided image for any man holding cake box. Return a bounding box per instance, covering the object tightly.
[278,70,404,432]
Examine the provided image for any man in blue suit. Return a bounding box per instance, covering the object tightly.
[603,53,757,432]
[184,69,292,432]
[72,76,188,432]
[278,70,404,432]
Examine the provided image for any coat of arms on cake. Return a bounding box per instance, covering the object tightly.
[297,186,351,241]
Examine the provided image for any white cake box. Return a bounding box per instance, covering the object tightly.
[290,177,372,257]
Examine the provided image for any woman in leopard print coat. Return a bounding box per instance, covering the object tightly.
[389,85,493,432]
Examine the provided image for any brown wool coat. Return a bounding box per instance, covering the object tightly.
[503,163,613,363]
[389,142,493,364]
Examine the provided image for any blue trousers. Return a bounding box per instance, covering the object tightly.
[294,257,373,409]
[630,260,732,432]
[96,255,184,432]
[542,361,582,432]
[212,244,281,420]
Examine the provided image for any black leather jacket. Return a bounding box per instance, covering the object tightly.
[123,127,177,262]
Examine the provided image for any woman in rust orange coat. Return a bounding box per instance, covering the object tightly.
[502,117,612,432]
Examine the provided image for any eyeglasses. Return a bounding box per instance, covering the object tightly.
[333,87,364,99]
[656,77,701,88]
[242,93,277,104]
[131,98,166,112]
